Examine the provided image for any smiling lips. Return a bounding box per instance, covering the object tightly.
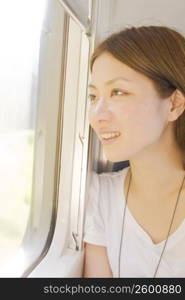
[100,132,121,139]
[99,132,121,144]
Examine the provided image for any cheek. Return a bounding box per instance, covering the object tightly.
[125,102,166,143]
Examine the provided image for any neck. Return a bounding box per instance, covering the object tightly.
[128,144,185,203]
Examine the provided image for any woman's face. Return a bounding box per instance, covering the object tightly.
[88,52,171,162]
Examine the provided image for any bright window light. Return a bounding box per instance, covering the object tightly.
[0,0,47,266]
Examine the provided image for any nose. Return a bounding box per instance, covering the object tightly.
[89,96,112,123]
[93,96,110,114]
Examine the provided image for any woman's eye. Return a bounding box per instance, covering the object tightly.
[88,89,127,103]
[88,94,97,103]
[111,89,125,96]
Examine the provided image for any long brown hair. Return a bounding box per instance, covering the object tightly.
[90,26,185,168]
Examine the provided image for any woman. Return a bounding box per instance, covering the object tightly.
[83,25,185,277]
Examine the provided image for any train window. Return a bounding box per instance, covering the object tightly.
[23,0,94,277]
[0,0,55,275]
[0,0,94,277]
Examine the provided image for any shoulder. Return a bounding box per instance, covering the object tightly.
[89,167,128,186]
[89,167,128,202]
[87,167,129,204]
[98,167,128,186]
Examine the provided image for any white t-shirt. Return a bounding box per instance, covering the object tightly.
[83,166,185,277]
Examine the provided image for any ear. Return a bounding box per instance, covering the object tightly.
[168,89,185,121]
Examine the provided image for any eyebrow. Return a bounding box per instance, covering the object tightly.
[88,76,132,89]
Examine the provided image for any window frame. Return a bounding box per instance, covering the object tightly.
[27,0,99,277]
